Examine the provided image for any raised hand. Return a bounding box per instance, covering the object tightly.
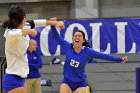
[29,29,37,37]
[55,21,65,30]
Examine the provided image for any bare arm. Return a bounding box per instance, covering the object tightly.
[26,17,64,29]
[21,29,37,37]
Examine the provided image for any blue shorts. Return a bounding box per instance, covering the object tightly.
[2,74,25,93]
[62,78,86,91]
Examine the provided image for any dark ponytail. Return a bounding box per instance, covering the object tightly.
[82,40,90,47]
[2,18,20,29]
[73,30,91,47]
[2,19,10,29]
[2,5,26,29]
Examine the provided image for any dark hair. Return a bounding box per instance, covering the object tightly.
[2,5,26,29]
[73,30,90,47]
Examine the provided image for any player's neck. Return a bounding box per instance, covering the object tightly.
[73,46,82,53]
[18,24,24,29]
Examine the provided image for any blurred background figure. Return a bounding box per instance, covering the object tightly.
[26,39,42,93]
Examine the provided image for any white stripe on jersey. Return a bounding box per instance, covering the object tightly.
[24,19,46,29]
[23,22,31,29]
[34,19,46,27]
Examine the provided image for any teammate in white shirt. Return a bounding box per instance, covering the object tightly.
[2,5,64,93]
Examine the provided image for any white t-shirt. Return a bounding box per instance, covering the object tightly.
[3,19,46,78]
[4,29,30,78]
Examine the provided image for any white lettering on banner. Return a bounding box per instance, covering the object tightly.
[115,22,127,53]
[39,20,138,55]
[104,43,111,54]
[115,22,136,53]
[40,26,61,56]
[90,23,109,52]
[40,26,51,56]
[64,23,88,43]
[128,43,136,53]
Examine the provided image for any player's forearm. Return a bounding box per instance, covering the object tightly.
[26,19,58,29]
[21,29,37,36]
[46,20,57,26]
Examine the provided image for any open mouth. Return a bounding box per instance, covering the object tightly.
[75,40,79,42]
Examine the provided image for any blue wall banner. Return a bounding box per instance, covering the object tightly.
[30,18,140,56]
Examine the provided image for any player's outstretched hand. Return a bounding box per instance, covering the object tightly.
[122,56,128,63]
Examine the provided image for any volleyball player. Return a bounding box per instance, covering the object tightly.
[2,5,37,93]
[50,24,128,93]
[2,5,64,93]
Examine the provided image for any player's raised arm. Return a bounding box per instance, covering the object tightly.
[25,17,63,29]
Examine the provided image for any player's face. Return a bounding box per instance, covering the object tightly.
[73,32,85,47]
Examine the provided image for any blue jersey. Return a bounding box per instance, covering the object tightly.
[51,26,122,82]
[26,50,42,79]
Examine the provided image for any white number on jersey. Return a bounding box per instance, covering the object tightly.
[70,59,80,68]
